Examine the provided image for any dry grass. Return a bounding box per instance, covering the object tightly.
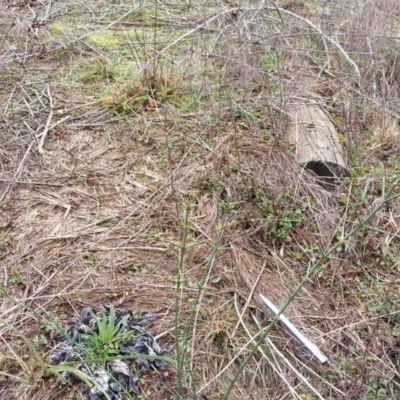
[1,0,400,399]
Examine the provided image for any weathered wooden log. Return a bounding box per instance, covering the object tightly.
[286,104,349,179]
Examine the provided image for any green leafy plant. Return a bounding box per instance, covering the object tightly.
[255,190,307,243]
[9,268,26,286]
[263,52,279,74]
[80,306,132,362]
[132,263,148,276]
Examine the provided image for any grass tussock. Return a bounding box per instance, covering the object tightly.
[1,0,400,399]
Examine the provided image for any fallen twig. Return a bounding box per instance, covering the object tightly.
[37,85,54,154]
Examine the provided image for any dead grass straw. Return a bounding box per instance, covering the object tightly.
[1,0,400,399]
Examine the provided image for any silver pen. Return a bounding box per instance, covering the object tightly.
[259,294,328,364]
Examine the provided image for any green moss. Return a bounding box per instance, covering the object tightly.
[86,29,145,49]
